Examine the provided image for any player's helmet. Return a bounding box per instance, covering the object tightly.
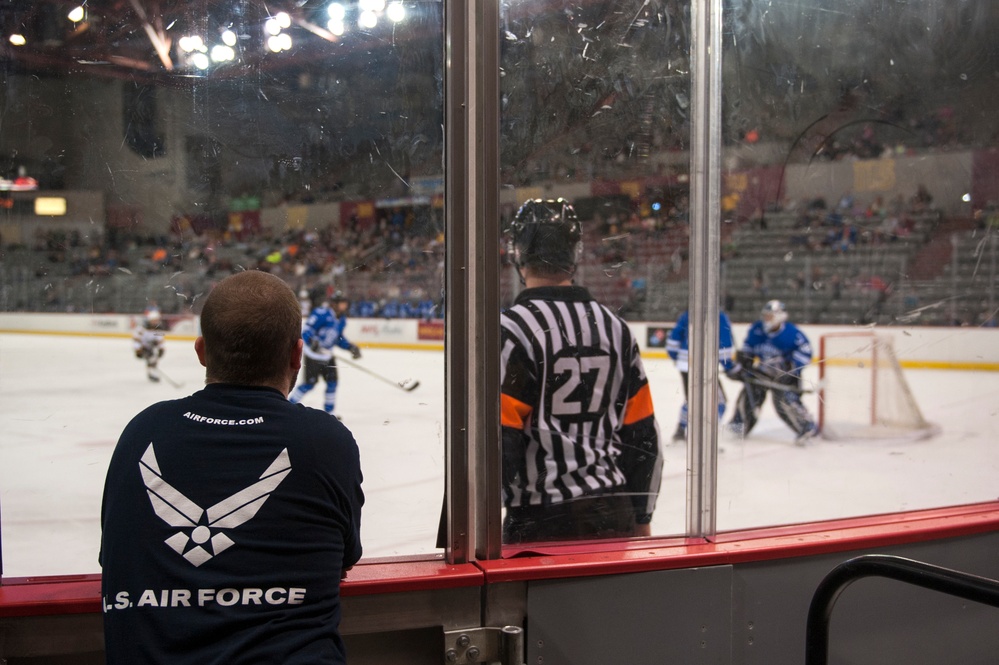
[761,300,788,332]
[308,285,328,309]
[330,290,350,306]
[506,198,582,276]
[144,307,162,328]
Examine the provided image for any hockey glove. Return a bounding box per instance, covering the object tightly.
[735,350,754,368]
[309,337,321,352]
[349,344,362,360]
[725,363,745,382]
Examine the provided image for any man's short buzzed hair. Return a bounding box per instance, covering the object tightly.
[199,270,302,385]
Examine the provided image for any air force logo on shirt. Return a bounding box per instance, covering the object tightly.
[139,443,291,567]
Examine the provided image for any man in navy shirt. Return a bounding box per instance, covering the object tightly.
[100,270,364,664]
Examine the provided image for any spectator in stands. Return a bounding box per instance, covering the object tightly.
[789,229,811,250]
[809,266,824,291]
[417,298,438,319]
[753,270,769,298]
[876,215,900,243]
[835,224,857,253]
[912,184,933,211]
[830,273,843,300]
[380,299,401,318]
[398,300,416,318]
[355,298,378,318]
[866,196,886,219]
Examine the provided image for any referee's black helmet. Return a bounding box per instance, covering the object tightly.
[507,198,582,276]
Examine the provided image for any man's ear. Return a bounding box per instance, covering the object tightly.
[291,338,303,373]
[195,336,208,368]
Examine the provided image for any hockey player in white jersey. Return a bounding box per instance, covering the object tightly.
[727,300,819,445]
[132,307,166,382]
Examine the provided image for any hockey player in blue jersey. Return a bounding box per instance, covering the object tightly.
[666,309,737,441]
[289,288,362,416]
[727,300,819,445]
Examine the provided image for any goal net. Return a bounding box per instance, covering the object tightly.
[818,332,938,441]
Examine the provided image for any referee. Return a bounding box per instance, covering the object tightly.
[500,198,664,544]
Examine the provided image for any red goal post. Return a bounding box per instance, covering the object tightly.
[818,331,939,441]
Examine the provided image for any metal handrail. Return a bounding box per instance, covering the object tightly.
[805,553,999,665]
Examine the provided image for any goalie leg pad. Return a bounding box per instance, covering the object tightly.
[774,390,815,437]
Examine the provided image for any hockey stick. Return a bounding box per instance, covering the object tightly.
[334,353,420,392]
[151,366,185,389]
[739,374,823,395]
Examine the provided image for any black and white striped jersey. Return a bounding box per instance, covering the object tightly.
[500,285,663,523]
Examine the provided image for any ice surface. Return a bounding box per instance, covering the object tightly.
[1,333,997,577]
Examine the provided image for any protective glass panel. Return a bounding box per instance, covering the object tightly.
[498,0,692,545]
[717,0,999,529]
[0,0,445,577]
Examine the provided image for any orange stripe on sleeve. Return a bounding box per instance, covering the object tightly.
[623,383,655,425]
[501,394,533,429]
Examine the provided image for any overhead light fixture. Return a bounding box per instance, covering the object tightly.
[386,2,405,22]
[191,52,210,69]
[327,3,346,21]
[68,6,85,23]
[9,34,26,46]
[178,35,206,53]
[275,12,292,29]
[328,19,345,36]
[221,29,237,47]
[267,34,292,52]
[211,44,235,62]
[358,10,377,29]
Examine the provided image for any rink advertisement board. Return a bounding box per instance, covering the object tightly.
[353,318,427,348]
[0,312,131,336]
[417,320,444,342]
[646,325,672,350]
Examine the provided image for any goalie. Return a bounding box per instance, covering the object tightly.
[133,307,166,382]
[727,300,819,445]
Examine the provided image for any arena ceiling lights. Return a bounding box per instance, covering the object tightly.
[0,0,415,78]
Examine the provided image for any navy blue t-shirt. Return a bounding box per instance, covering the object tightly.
[100,383,364,664]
